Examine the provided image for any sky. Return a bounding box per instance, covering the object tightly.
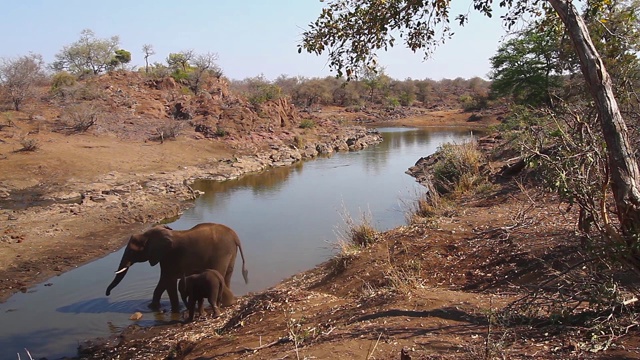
[0,1,509,81]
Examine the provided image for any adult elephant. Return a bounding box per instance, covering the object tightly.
[105,223,248,312]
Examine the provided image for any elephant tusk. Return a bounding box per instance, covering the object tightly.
[114,267,129,274]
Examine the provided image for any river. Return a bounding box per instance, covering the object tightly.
[0,127,474,360]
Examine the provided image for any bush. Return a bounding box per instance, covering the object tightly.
[58,104,101,133]
[150,122,182,143]
[299,119,315,129]
[385,96,400,109]
[50,71,76,94]
[18,137,39,152]
[431,140,485,194]
[248,84,282,106]
[214,126,228,137]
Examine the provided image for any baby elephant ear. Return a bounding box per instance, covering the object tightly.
[146,226,173,266]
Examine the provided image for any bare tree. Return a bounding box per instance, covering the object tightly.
[189,52,221,93]
[0,53,46,111]
[142,44,155,74]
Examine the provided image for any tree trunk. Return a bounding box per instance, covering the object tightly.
[548,0,640,255]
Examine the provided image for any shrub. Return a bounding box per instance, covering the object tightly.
[214,126,228,137]
[385,96,400,109]
[431,140,485,194]
[299,119,315,129]
[150,122,182,143]
[50,71,76,94]
[58,104,101,133]
[293,135,305,148]
[18,137,39,152]
[248,84,282,106]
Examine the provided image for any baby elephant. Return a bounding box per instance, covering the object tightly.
[178,269,236,322]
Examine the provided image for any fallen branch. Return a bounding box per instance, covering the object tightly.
[242,336,292,352]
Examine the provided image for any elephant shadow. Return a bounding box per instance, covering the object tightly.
[57,297,175,315]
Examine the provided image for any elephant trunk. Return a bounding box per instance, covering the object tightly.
[105,250,133,296]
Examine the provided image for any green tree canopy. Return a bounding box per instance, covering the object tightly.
[53,29,120,75]
[489,24,564,107]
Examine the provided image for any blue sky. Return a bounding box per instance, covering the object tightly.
[0,1,508,81]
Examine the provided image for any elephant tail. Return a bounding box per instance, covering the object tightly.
[237,241,249,284]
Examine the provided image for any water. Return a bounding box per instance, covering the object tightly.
[0,127,473,360]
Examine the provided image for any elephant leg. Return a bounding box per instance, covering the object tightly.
[187,298,196,322]
[166,277,181,313]
[197,298,204,318]
[224,258,235,288]
[209,289,221,317]
[149,281,166,310]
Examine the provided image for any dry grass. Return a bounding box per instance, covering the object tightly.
[17,137,39,152]
[432,139,486,195]
[58,103,101,133]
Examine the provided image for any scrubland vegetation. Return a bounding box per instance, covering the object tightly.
[2,0,640,355]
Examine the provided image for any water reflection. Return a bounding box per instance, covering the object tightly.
[0,127,473,360]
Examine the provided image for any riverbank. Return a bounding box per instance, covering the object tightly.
[7,105,636,359]
[75,112,640,359]
[0,115,390,303]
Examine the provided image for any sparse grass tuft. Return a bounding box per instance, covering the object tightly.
[330,205,379,274]
[293,135,305,149]
[336,204,379,248]
[404,181,447,226]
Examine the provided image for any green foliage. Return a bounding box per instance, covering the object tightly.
[110,49,131,69]
[234,76,284,105]
[214,126,228,137]
[489,24,564,107]
[165,51,222,93]
[460,93,489,111]
[167,51,193,72]
[385,96,400,109]
[398,90,416,106]
[51,71,76,93]
[53,29,120,75]
[299,119,315,129]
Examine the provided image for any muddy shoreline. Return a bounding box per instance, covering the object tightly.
[0,126,382,303]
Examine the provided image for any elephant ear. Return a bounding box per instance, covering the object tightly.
[145,226,173,266]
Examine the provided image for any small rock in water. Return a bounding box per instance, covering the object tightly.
[130,312,143,321]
